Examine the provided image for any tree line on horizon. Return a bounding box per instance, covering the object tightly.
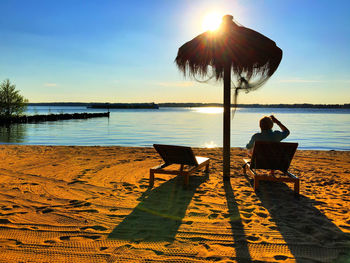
[1,79,349,116]
[28,102,349,109]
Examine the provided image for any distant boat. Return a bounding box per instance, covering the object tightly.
[88,103,159,109]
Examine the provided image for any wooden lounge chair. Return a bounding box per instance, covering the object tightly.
[149,144,210,187]
[243,141,299,196]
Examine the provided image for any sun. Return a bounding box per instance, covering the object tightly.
[202,12,222,31]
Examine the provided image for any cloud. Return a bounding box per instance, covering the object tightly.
[277,78,323,83]
[277,78,350,84]
[155,81,195,88]
[43,83,58,87]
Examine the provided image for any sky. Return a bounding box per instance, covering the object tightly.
[0,0,349,104]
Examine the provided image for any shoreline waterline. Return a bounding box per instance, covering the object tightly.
[1,144,348,153]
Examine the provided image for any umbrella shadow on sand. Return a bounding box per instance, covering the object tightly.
[108,174,208,242]
[248,178,350,262]
[224,179,253,262]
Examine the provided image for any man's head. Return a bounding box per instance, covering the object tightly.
[259,116,273,131]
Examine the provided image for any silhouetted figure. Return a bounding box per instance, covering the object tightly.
[246,115,290,154]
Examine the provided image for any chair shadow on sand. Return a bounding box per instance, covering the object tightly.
[108,173,208,242]
[246,177,350,262]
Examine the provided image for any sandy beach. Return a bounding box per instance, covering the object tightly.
[0,145,349,262]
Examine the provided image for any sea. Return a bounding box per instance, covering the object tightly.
[0,106,349,150]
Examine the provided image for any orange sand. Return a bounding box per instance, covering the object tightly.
[0,145,349,262]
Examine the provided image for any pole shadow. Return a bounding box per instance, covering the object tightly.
[246,176,350,262]
[223,179,252,262]
[108,173,208,242]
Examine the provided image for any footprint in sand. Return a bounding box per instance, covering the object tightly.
[68,180,87,185]
[196,203,210,208]
[122,183,135,191]
[44,240,57,244]
[80,225,107,231]
[240,212,253,219]
[208,213,219,219]
[80,235,101,240]
[156,178,167,182]
[69,200,92,208]
[240,207,255,213]
[42,208,55,214]
[138,178,149,183]
[222,213,231,218]
[268,225,278,231]
[75,209,99,213]
[274,255,289,260]
[256,212,269,218]
[242,219,252,224]
[340,225,350,230]
[246,235,260,242]
[107,214,124,218]
[8,239,22,245]
[188,212,208,217]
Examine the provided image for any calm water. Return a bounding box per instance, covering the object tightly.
[0,106,349,150]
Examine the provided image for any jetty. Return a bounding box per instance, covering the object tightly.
[0,112,109,125]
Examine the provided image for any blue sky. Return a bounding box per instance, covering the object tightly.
[0,0,349,103]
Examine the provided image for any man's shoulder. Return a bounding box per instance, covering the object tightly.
[252,132,262,138]
[272,130,283,134]
[272,129,290,140]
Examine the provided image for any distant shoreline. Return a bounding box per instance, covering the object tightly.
[28,102,350,109]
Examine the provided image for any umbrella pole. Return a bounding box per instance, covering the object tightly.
[223,63,231,180]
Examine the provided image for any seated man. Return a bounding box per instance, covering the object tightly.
[246,115,290,155]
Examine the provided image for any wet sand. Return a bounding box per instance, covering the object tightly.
[0,145,349,262]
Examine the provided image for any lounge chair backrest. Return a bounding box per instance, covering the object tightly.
[250,142,298,172]
[153,144,198,166]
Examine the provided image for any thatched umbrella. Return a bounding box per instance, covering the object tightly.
[176,15,282,179]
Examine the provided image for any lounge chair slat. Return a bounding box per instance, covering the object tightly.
[243,142,299,197]
[149,144,210,187]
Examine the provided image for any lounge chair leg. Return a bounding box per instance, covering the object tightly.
[254,177,259,191]
[205,163,209,173]
[184,174,189,186]
[294,179,300,197]
[149,171,154,188]
[179,165,189,186]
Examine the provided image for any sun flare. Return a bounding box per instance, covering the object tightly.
[202,12,222,31]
